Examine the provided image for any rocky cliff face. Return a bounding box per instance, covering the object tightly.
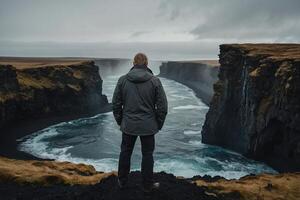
[94,58,131,76]
[202,44,300,171]
[0,60,109,128]
[159,61,219,104]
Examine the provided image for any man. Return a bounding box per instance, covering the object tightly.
[112,53,168,192]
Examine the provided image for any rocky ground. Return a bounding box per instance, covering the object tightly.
[0,157,299,200]
[0,157,233,200]
[0,171,232,200]
[192,173,300,200]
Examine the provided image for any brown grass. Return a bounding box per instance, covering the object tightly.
[0,57,90,69]
[194,173,300,200]
[17,72,56,89]
[226,44,300,61]
[176,60,220,67]
[0,93,18,102]
[1,156,299,199]
[0,156,116,186]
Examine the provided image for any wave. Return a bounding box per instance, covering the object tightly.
[173,105,208,110]
[184,130,201,135]
[17,76,277,179]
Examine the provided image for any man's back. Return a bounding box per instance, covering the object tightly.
[112,53,167,192]
[112,65,168,136]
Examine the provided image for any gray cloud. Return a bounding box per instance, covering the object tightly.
[159,0,300,42]
[0,0,299,59]
[130,31,151,38]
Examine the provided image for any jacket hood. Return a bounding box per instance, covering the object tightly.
[126,65,154,83]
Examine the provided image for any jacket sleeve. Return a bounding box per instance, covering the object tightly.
[155,78,168,130]
[112,78,123,125]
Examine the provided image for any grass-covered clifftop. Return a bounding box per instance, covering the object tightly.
[0,156,299,200]
[202,44,300,172]
[0,58,109,128]
[0,156,115,185]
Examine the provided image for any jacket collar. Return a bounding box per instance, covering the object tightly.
[130,64,153,74]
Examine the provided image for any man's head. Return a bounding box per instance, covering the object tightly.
[133,53,148,66]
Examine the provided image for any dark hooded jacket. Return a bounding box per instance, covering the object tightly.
[112,65,168,136]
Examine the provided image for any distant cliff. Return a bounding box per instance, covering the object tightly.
[0,59,109,128]
[159,61,219,104]
[94,58,131,76]
[202,44,300,172]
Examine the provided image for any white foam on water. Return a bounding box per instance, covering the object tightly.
[184,130,201,135]
[154,158,200,178]
[105,75,119,79]
[18,126,119,172]
[17,76,277,179]
[173,105,208,110]
[154,155,277,179]
[59,157,119,172]
[154,157,254,179]
[18,126,71,160]
[170,94,191,100]
[188,140,203,146]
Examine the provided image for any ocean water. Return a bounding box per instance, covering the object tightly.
[18,76,276,179]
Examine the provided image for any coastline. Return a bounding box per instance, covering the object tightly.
[158,60,219,105]
[0,104,112,160]
[0,57,112,160]
[202,44,300,173]
[0,55,299,199]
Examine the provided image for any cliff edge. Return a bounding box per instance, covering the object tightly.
[159,60,219,105]
[0,157,299,200]
[202,44,300,172]
[0,58,109,128]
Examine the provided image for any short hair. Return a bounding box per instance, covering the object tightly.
[133,53,148,66]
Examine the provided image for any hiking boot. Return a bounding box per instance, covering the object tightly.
[142,182,160,193]
[117,179,127,189]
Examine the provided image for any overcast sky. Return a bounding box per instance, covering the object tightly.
[0,0,299,60]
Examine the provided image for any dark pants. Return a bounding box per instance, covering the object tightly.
[118,132,155,186]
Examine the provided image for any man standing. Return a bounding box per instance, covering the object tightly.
[112,53,168,192]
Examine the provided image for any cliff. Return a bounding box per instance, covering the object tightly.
[202,44,300,172]
[159,60,219,105]
[0,58,109,128]
[0,156,299,200]
[0,156,115,185]
[94,58,131,76]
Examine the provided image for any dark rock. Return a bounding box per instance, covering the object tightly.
[159,61,219,105]
[0,171,239,200]
[189,175,225,182]
[0,61,109,129]
[265,182,273,191]
[202,44,300,172]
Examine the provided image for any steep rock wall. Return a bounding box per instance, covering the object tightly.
[0,61,109,128]
[159,61,219,104]
[202,44,300,171]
